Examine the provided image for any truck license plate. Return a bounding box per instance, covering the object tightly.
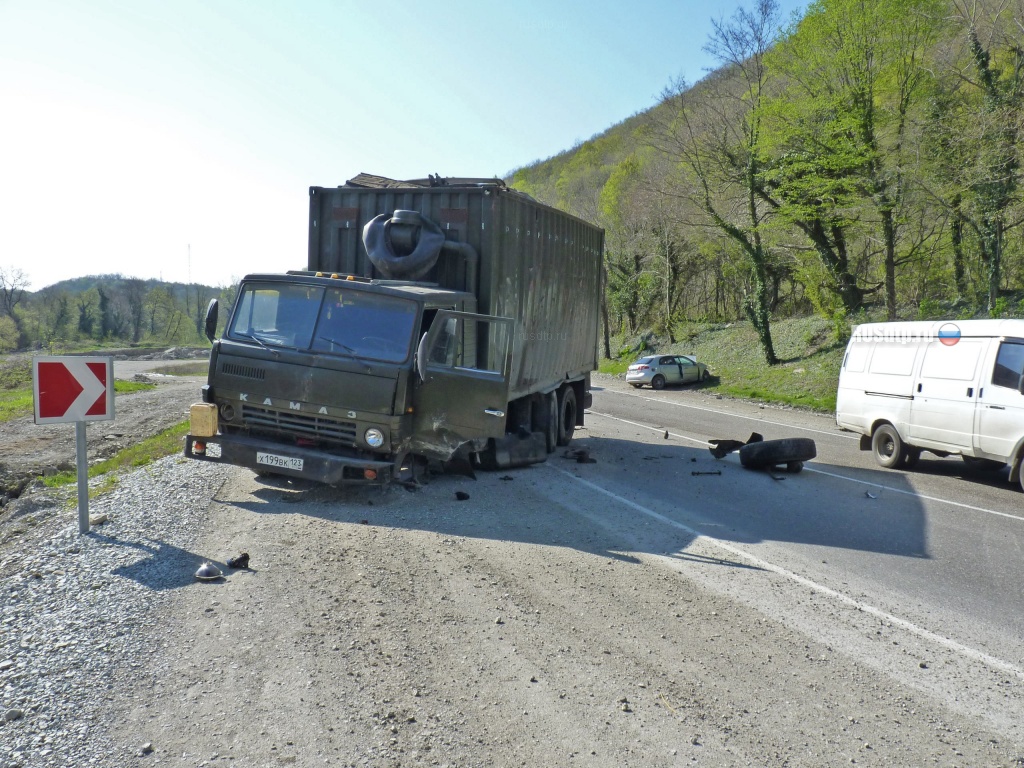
[256,452,303,472]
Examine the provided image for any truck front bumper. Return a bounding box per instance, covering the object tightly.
[184,432,396,485]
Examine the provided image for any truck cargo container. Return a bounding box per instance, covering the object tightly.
[184,174,604,485]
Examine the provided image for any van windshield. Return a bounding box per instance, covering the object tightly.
[228,282,417,363]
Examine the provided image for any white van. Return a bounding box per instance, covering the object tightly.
[836,319,1024,488]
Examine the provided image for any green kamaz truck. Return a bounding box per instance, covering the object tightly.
[184,174,604,484]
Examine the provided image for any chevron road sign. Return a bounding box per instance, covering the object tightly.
[32,355,115,533]
[33,356,114,424]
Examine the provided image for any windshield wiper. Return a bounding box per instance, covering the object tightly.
[317,334,359,358]
[236,331,280,357]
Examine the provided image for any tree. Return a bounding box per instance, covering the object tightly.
[948,0,1024,311]
[124,278,147,343]
[0,266,29,317]
[650,0,783,363]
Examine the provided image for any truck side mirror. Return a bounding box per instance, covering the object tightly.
[204,299,219,343]
[415,332,429,382]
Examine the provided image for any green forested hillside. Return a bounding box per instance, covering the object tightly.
[0,270,233,352]
[510,0,1024,365]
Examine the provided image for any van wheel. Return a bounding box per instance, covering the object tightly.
[556,386,577,446]
[872,424,906,469]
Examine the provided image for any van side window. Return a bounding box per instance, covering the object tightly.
[992,342,1024,390]
[919,341,982,382]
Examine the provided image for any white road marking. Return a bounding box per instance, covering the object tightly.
[589,409,1024,523]
[554,465,1024,681]
[596,387,859,440]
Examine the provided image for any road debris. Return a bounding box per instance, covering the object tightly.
[708,432,763,459]
[227,553,250,569]
[194,562,223,581]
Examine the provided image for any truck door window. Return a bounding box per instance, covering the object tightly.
[992,341,1024,390]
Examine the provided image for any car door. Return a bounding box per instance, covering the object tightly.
[412,310,514,459]
[660,356,681,384]
[678,356,698,383]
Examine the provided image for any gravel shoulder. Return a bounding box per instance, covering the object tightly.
[3,370,1024,767]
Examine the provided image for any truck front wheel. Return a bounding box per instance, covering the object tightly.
[872,424,906,469]
[557,386,577,446]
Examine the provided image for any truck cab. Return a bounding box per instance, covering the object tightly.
[186,272,513,484]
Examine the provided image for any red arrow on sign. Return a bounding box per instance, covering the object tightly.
[33,356,114,424]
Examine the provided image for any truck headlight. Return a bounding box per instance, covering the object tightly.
[364,428,385,448]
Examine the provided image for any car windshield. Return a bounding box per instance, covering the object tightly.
[228,282,417,363]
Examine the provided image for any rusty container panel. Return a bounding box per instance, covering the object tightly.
[308,180,603,399]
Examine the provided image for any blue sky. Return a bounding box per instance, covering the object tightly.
[0,0,806,291]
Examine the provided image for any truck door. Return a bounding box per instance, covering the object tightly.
[976,339,1024,460]
[412,310,514,457]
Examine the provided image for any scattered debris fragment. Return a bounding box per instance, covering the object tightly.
[194,562,223,581]
[708,432,763,459]
[88,513,108,526]
[865,491,877,499]
[563,449,596,464]
[227,553,250,569]
[455,491,470,501]
[663,429,669,439]
[691,470,722,476]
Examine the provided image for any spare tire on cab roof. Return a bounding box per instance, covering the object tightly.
[739,437,816,472]
[363,210,445,279]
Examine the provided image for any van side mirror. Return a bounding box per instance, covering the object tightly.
[204,299,219,343]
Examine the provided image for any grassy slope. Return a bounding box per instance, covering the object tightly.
[601,315,846,412]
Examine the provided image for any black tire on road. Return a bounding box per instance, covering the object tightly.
[556,386,577,447]
[651,375,666,390]
[701,369,710,382]
[871,424,906,469]
[739,437,817,470]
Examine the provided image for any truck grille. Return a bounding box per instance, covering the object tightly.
[241,404,357,446]
[221,363,266,380]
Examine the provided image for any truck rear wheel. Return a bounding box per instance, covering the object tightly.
[557,386,577,446]
[871,424,906,469]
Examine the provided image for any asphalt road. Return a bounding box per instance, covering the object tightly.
[583,375,1024,732]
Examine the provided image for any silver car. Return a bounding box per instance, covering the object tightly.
[626,354,709,390]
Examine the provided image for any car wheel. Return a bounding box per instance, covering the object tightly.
[556,386,577,446]
[871,424,906,469]
[651,374,666,390]
[738,438,816,470]
[701,369,710,382]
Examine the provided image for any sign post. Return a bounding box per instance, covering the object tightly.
[32,356,115,533]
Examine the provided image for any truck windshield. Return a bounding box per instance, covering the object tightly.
[228,282,417,363]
